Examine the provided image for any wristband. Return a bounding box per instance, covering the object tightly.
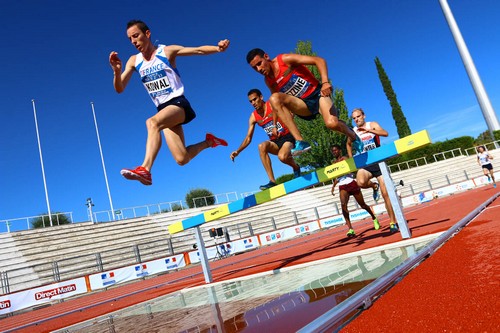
[321,81,330,85]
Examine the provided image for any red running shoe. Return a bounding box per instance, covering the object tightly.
[120,166,152,185]
[206,133,228,148]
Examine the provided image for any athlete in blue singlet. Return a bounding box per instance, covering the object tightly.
[109,20,229,185]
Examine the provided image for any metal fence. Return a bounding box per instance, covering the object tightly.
[0,212,74,234]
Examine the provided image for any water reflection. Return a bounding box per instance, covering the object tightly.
[57,239,433,333]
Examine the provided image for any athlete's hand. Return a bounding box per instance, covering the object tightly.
[217,39,230,52]
[109,51,122,72]
[230,151,238,162]
[272,127,280,138]
[320,82,333,97]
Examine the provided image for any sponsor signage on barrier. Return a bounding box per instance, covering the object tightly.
[0,278,87,315]
[259,221,320,246]
[188,236,260,263]
[88,253,186,290]
[319,208,377,229]
[319,215,345,228]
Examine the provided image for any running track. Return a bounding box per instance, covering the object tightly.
[0,186,498,332]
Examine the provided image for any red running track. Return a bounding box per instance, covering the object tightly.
[342,188,500,332]
[0,185,498,332]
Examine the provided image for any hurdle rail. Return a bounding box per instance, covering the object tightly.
[169,130,432,235]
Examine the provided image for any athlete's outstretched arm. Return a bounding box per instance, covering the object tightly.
[230,114,257,161]
[168,40,230,57]
[109,52,135,93]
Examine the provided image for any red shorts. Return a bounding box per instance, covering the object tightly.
[339,181,361,195]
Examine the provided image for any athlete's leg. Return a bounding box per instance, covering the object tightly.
[258,141,280,183]
[268,93,311,141]
[318,97,356,141]
[142,105,186,170]
[376,175,397,223]
[353,191,376,220]
[355,169,378,191]
[277,141,300,171]
[163,125,215,166]
[339,190,353,230]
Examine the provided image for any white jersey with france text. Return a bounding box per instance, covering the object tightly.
[135,45,184,107]
[353,121,380,152]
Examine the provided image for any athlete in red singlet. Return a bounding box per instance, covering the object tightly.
[230,89,301,191]
[246,48,364,156]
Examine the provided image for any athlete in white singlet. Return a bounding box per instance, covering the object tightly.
[476,145,496,187]
[109,20,229,185]
[347,108,398,233]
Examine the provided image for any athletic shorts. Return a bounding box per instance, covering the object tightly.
[482,163,493,171]
[362,164,382,178]
[297,86,322,121]
[339,181,361,195]
[271,133,295,149]
[157,95,196,125]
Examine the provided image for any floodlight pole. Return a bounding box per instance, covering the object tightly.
[32,100,53,227]
[91,102,116,220]
[439,0,500,141]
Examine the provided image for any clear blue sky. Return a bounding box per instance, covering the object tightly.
[1,0,499,224]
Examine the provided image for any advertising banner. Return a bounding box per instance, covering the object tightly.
[88,253,186,290]
[259,221,320,246]
[0,277,87,315]
[188,236,259,263]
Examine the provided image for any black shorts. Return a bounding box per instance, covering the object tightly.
[482,163,493,171]
[297,85,322,121]
[271,133,295,149]
[157,95,196,125]
[362,164,382,178]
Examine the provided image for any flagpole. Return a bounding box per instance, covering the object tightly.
[31,99,53,227]
[91,102,116,221]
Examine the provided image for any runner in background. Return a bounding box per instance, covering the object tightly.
[476,145,496,188]
[331,144,378,237]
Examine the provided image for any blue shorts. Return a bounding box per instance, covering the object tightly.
[157,95,196,125]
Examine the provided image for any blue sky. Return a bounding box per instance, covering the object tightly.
[1,0,499,225]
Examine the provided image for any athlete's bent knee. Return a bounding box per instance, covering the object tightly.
[324,117,340,130]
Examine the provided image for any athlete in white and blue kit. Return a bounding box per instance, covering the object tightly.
[109,20,229,185]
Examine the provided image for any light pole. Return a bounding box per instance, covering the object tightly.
[31,99,53,227]
[439,0,500,140]
[90,102,116,220]
[86,197,95,223]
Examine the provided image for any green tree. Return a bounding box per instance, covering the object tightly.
[31,212,71,229]
[185,188,215,208]
[293,41,351,169]
[475,129,500,144]
[375,57,411,138]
